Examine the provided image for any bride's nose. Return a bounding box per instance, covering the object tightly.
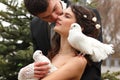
[57,14,63,21]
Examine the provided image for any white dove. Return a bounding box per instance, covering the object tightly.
[18,50,57,80]
[68,23,114,62]
[33,50,57,73]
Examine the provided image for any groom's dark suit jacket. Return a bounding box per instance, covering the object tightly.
[30,0,102,80]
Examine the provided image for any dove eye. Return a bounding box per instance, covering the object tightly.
[73,25,76,27]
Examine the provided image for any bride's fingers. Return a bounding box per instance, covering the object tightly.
[34,62,49,66]
[34,65,50,70]
[34,68,49,78]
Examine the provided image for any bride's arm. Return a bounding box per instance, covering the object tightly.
[42,56,87,80]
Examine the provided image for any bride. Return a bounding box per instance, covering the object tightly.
[18,4,103,80]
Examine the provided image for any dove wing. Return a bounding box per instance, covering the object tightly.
[89,37,114,62]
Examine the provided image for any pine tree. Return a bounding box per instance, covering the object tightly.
[0,0,33,80]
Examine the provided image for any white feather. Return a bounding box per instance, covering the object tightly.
[18,50,57,80]
[33,50,57,73]
[68,23,114,62]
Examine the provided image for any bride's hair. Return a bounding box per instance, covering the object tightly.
[48,4,101,64]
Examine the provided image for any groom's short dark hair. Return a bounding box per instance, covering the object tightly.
[24,0,49,16]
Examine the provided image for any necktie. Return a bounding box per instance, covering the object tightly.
[49,23,55,45]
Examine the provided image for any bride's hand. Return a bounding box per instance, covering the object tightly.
[34,62,50,78]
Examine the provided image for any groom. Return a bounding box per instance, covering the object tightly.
[24,0,102,80]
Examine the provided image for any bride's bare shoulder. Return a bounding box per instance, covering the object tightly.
[69,55,87,65]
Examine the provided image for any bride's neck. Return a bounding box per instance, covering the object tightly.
[58,37,77,55]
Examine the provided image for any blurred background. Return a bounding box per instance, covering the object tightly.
[0,0,120,80]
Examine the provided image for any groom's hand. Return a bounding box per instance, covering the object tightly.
[34,62,50,78]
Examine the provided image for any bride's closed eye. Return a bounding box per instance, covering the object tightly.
[64,13,72,18]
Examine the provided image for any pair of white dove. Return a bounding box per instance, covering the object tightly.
[18,23,114,80]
